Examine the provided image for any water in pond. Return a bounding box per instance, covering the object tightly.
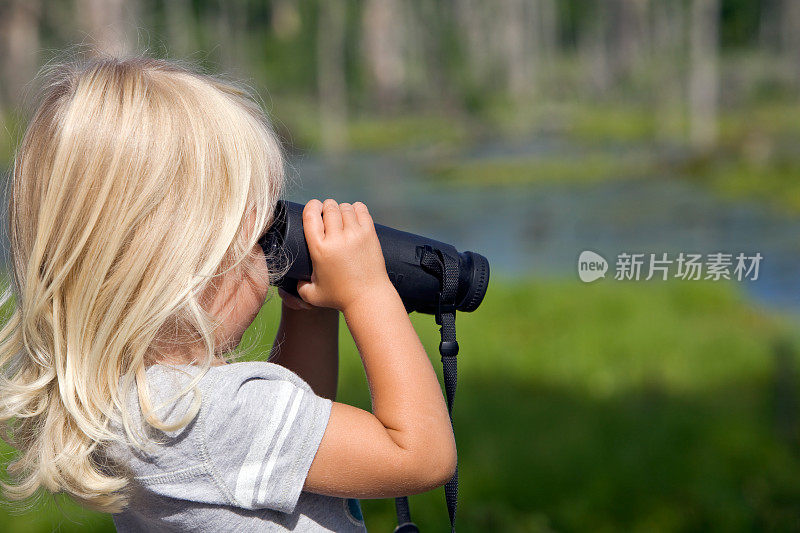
[0,148,797,313]
[287,151,800,312]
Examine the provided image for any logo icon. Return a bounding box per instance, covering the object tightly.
[578,251,608,283]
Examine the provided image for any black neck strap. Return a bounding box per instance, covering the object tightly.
[394,246,460,533]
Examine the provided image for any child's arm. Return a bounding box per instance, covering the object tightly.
[296,199,457,498]
[268,301,339,400]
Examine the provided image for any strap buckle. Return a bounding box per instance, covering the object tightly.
[439,340,459,358]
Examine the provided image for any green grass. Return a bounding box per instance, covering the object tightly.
[270,97,470,153]
[562,104,664,145]
[346,114,469,152]
[681,157,800,213]
[426,151,656,187]
[3,278,800,532]
[558,101,800,148]
[718,102,800,146]
[0,494,112,533]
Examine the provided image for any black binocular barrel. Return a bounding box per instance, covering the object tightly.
[260,201,490,315]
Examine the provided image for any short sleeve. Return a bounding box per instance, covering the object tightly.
[199,362,332,514]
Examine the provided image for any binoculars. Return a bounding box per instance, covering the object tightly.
[260,201,490,315]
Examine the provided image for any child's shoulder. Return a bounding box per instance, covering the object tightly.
[125,360,319,434]
[147,359,313,396]
[199,360,314,391]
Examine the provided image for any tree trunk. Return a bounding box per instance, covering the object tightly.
[580,3,611,96]
[456,0,490,89]
[653,0,685,142]
[689,0,720,151]
[317,0,348,153]
[0,0,40,113]
[213,0,248,74]
[415,0,451,106]
[607,0,649,87]
[503,0,532,100]
[782,0,800,92]
[538,0,558,66]
[75,0,137,56]
[272,0,301,40]
[165,0,194,58]
[362,0,406,110]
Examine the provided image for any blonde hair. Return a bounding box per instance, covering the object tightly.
[0,56,285,512]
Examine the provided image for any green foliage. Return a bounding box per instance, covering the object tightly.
[720,0,765,48]
[0,113,24,170]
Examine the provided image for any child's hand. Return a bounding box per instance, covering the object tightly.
[296,199,392,312]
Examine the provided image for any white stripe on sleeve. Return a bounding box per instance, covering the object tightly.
[255,388,305,503]
[233,380,294,506]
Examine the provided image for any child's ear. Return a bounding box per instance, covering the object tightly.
[241,208,260,244]
[242,243,271,295]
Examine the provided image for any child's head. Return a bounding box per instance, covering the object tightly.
[0,56,285,510]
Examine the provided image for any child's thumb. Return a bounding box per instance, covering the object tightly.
[296,280,318,305]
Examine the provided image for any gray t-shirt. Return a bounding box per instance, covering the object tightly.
[107,361,367,532]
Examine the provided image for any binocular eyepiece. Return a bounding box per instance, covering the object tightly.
[260,201,490,315]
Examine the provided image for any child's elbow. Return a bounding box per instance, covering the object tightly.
[407,435,457,492]
[431,445,458,487]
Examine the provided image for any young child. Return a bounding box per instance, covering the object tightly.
[0,57,456,531]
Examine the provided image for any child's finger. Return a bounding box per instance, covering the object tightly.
[353,201,372,227]
[339,202,358,228]
[322,199,343,235]
[303,199,325,244]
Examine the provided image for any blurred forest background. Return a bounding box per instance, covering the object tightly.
[3,0,800,532]
[0,0,799,165]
